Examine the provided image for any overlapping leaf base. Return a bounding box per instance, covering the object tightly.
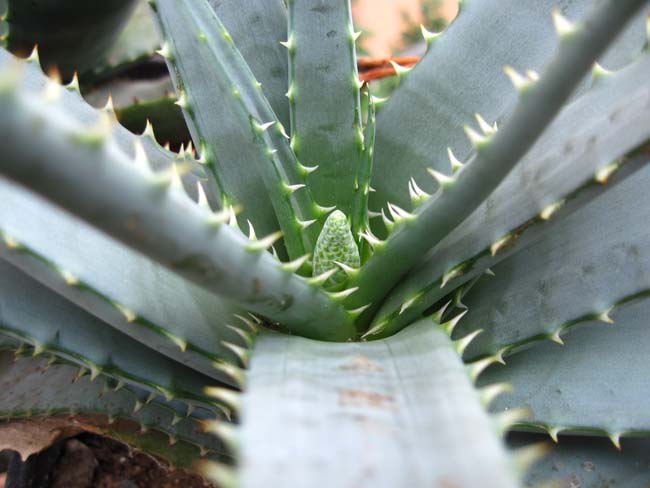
[235,320,518,488]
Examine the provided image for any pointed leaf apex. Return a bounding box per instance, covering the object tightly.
[348,303,372,320]
[431,300,452,323]
[362,319,388,339]
[306,267,338,286]
[592,62,612,80]
[540,199,565,220]
[66,73,81,92]
[609,432,622,450]
[246,231,283,252]
[279,36,294,50]
[114,303,137,323]
[283,182,306,194]
[389,60,413,77]
[441,264,465,288]
[496,407,531,435]
[552,9,577,38]
[447,147,464,172]
[479,383,513,407]
[463,124,490,148]
[297,218,317,230]
[329,286,360,300]
[333,260,359,277]
[142,119,156,140]
[475,113,496,135]
[503,65,533,92]
[370,95,389,107]
[359,231,384,247]
[549,329,564,345]
[595,160,621,183]
[454,329,482,355]
[256,120,276,132]
[548,426,564,443]
[156,42,173,59]
[420,24,440,43]
[598,307,615,324]
[490,234,513,257]
[298,163,319,176]
[398,294,420,315]
[387,202,415,222]
[247,220,257,241]
[102,95,115,113]
[27,45,40,64]
[281,254,311,273]
[427,168,455,188]
[196,182,210,209]
[526,69,540,82]
[441,310,468,336]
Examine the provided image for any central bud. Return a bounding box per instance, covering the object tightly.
[313,210,360,287]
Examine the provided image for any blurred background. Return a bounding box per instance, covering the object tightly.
[0,0,459,151]
[353,0,457,57]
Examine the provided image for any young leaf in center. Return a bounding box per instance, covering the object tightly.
[313,210,360,287]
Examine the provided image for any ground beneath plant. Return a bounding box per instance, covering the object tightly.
[0,433,214,488]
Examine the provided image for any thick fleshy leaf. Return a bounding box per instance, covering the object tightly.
[509,433,650,487]
[0,259,227,411]
[349,0,649,334]
[0,63,355,342]
[152,0,322,259]
[287,0,363,215]
[0,351,230,466]
[482,297,650,439]
[0,47,217,205]
[375,52,650,334]
[238,320,518,488]
[209,0,290,129]
[0,179,251,384]
[453,158,650,359]
[369,0,648,215]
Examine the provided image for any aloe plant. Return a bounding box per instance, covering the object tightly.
[1,0,650,486]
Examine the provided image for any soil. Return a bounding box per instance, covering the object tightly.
[1,433,214,488]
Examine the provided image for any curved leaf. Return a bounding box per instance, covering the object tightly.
[0,259,227,412]
[454,157,650,360]
[287,0,363,215]
[368,0,647,215]
[0,351,230,466]
[375,52,650,334]
[509,433,650,488]
[238,320,518,488]
[0,63,355,342]
[209,0,290,129]
[482,297,650,439]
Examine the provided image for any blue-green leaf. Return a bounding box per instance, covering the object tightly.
[287,0,363,215]
[482,296,650,440]
[237,320,518,487]
[454,158,650,360]
[369,0,647,217]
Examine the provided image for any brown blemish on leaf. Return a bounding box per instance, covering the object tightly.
[338,388,395,410]
[338,354,383,372]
